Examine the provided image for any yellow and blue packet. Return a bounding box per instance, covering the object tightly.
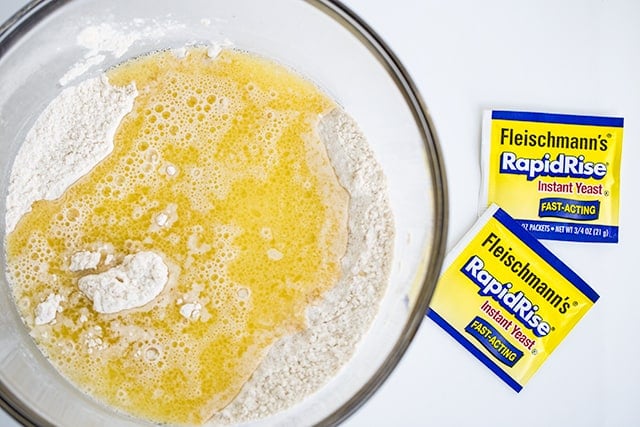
[481,110,623,243]
[427,205,598,392]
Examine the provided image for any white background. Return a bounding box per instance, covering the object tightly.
[1,1,639,426]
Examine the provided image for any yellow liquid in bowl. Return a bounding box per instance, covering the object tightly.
[6,48,348,425]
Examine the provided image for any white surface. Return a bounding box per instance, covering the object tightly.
[1,0,639,426]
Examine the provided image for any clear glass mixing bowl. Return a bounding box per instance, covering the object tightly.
[0,0,447,425]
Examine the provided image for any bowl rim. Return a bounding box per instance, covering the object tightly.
[0,0,448,426]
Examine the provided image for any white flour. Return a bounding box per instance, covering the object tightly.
[78,251,169,314]
[59,20,186,86]
[69,250,102,272]
[5,76,137,233]
[6,74,393,422]
[34,293,64,326]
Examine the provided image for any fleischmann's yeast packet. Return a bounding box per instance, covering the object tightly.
[481,110,624,243]
[427,205,599,392]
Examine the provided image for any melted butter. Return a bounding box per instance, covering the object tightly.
[6,48,349,425]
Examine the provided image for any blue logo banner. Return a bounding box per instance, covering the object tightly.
[538,197,599,221]
[465,316,523,368]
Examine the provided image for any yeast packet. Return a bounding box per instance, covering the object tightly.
[481,110,624,243]
[427,205,599,392]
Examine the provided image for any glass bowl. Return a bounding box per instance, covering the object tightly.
[0,0,447,425]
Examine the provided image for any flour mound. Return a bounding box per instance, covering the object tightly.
[34,293,64,326]
[78,251,168,314]
[5,76,137,233]
[69,251,102,272]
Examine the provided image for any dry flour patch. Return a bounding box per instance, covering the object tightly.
[69,250,102,272]
[5,76,136,233]
[34,293,64,326]
[78,251,169,314]
[59,20,186,86]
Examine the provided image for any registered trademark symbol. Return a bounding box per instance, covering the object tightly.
[532,349,538,355]
[604,190,610,196]
[573,301,579,306]
[607,133,612,138]
[551,326,556,331]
